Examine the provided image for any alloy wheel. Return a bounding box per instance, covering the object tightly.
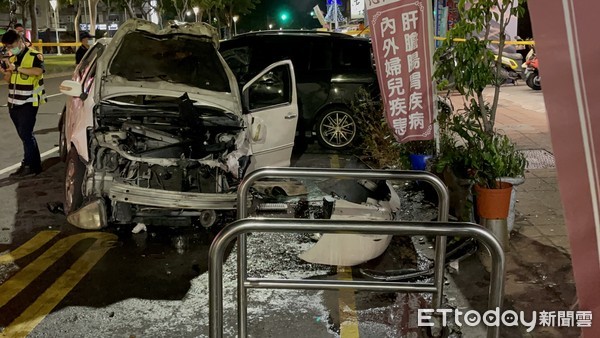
[318,110,357,149]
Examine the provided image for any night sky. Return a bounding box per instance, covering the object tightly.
[238,0,325,32]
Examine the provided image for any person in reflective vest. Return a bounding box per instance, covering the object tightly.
[13,23,32,48]
[1,29,46,177]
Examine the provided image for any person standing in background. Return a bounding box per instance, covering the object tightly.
[13,23,32,47]
[75,32,92,65]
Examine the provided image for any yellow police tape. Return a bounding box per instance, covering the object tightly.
[31,42,82,48]
[343,29,535,45]
[433,36,535,45]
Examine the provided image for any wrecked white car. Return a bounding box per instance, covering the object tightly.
[59,19,299,229]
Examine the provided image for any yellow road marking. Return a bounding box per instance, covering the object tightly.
[1,233,117,337]
[338,267,360,337]
[0,231,61,264]
[0,232,116,309]
[330,154,341,170]
[330,154,360,337]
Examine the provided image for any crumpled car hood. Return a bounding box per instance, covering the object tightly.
[94,19,240,114]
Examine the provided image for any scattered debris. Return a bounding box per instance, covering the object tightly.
[132,223,147,234]
[449,260,460,273]
[46,202,64,215]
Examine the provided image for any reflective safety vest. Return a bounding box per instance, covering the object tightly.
[8,49,46,107]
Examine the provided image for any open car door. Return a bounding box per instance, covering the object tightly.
[242,60,298,170]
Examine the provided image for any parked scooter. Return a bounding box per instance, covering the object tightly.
[523,48,541,90]
[493,50,524,83]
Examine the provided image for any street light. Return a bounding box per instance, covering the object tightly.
[268,23,273,30]
[49,0,62,55]
[193,7,199,22]
[232,15,239,36]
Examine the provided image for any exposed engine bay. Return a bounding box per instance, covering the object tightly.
[85,94,249,227]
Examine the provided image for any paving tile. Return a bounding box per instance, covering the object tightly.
[527,168,558,178]
[528,214,566,227]
[517,224,544,238]
[519,178,557,192]
[515,200,552,216]
[546,235,572,252]
[539,198,562,211]
[508,236,556,264]
[536,225,569,237]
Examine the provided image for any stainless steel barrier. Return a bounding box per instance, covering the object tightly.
[209,219,505,338]
[235,168,450,337]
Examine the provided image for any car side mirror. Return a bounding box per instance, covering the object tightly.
[60,80,84,98]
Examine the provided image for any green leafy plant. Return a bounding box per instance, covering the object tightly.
[351,88,409,169]
[437,100,526,188]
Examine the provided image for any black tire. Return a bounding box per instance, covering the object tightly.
[64,147,85,215]
[526,72,541,90]
[58,107,67,162]
[315,107,357,150]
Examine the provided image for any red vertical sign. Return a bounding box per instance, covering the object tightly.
[529,0,600,336]
[367,0,435,143]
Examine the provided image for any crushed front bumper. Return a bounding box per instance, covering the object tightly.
[109,182,238,210]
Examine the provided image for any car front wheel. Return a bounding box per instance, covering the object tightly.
[64,147,85,215]
[316,107,357,150]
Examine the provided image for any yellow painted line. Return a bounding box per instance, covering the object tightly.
[0,233,116,309]
[330,154,341,169]
[0,231,61,264]
[338,266,360,337]
[329,154,360,337]
[1,233,117,337]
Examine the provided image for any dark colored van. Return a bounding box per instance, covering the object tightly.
[220,30,379,150]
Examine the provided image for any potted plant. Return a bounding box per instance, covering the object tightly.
[432,100,520,219]
[432,0,527,223]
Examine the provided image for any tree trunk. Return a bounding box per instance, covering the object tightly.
[106,0,111,25]
[19,3,26,26]
[28,0,38,41]
[89,0,100,37]
[227,6,233,38]
[74,1,82,42]
[156,0,164,27]
[124,0,135,20]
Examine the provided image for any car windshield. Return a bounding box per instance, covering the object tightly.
[109,31,230,92]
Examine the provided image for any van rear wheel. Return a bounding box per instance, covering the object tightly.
[316,107,357,150]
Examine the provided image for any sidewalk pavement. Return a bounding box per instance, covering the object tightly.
[450,85,579,337]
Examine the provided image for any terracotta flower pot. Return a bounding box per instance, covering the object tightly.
[474,182,513,219]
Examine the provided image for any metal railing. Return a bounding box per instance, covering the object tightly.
[234,168,450,337]
[209,218,505,338]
